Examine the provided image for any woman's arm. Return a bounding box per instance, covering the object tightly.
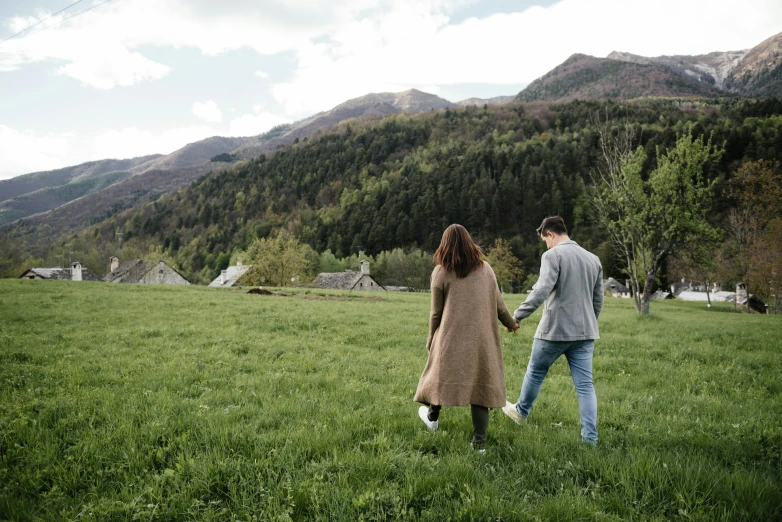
[488,262,518,330]
[495,279,518,331]
[426,267,444,351]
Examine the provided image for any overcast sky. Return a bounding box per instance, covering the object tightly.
[1,0,781,179]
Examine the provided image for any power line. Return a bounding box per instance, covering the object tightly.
[1,0,87,44]
[1,0,115,46]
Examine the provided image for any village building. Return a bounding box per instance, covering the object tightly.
[734,282,767,313]
[651,290,673,299]
[209,261,251,287]
[104,256,190,285]
[669,278,706,297]
[603,277,631,298]
[311,260,385,291]
[19,262,99,281]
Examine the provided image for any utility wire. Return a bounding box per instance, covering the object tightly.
[1,0,86,44]
[1,0,115,46]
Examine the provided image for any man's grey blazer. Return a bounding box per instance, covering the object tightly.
[513,240,603,341]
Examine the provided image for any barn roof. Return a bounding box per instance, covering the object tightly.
[311,270,362,289]
[209,264,251,287]
[311,270,384,290]
[104,259,188,284]
[104,260,153,283]
[20,267,100,281]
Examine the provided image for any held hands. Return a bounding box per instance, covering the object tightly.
[506,322,520,333]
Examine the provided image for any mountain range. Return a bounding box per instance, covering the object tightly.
[521,32,782,103]
[2,31,781,251]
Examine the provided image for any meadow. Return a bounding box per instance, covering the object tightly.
[0,279,780,521]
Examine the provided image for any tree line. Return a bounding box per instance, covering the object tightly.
[2,98,781,308]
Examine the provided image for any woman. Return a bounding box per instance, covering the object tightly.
[414,224,519,451]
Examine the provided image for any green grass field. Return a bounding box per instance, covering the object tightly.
[1,280,780,521]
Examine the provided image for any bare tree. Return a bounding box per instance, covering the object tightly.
[590,121,646,312]
[727,207,759,309]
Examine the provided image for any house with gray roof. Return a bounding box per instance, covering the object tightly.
[19,262,99,281]
[209,261,251,287]
[651,289,673,299]
[670,279,701,297]
[311,260,384,291]
[104,257,190,285]
[603,277,631,298]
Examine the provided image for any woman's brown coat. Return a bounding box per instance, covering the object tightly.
[414,262,517,408]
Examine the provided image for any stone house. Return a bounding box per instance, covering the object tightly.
[311,260,384,291]
[104,256,190,285]
[19,262,99,281]
[603,277,631,298]
[651,290,673,299]
[209,261,251,287]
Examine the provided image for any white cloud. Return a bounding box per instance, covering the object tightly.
[57,48,171,89]
[271,0,782,117]
[0,0,382,88]
[0,125,77,178]
[192,100,223,123]
[4,0,779,99]
[228,106,288,137]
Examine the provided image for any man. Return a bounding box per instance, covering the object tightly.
[502,216,603,445]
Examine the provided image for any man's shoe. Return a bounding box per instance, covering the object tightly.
[471,443,486,455]
[418,406,438,431]
[502,401,526,425]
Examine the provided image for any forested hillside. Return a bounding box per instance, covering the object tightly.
[4,98,782,286]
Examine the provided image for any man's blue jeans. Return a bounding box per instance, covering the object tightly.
[515,338,598,444]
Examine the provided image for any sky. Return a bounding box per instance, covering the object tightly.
[1,0,781,180]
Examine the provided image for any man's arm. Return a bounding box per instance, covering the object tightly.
[513,251,559,322]
[593,264,604,320]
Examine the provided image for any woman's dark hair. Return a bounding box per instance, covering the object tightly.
[433,224,484,278]
[536,216,568,237]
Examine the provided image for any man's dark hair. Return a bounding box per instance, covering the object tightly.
[536,216,568,236]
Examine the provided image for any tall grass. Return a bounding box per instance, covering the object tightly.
[0,280,780,520]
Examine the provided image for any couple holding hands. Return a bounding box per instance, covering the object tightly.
[414,217,603,451]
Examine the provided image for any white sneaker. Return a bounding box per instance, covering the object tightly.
[502,401,527,425]
[418,406,438,431]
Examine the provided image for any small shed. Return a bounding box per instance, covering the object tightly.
[311,260,384,291]
[104,257,190,285]
[19,262,99,281]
